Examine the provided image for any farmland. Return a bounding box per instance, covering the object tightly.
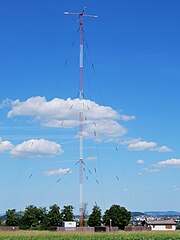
[0,231,180,240]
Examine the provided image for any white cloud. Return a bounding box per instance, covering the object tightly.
[136,159,144,164]
[139,168,160,175]
[122,138,172,152]
[0,137,14,153]
[119,114,136,121]
[0,98,13,109]
[44,168,71,176]
[172,185,180,191]
[120,138,141,145]
[145,169,160,173]
[8,96,135,121]
[154,158,180,168]
[150,146,173,152]
[128,141,157,151]
[83,119,127,140]
[123,188,129,192]
[86,156,97,161]
[11,139,63,158]
[44,119,78,128]
[7,96,135,141]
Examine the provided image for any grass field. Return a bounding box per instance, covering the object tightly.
[0,231,180,240]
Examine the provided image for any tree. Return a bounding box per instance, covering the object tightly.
[48,204,62,227]
[61,205,74,221]
[19,205,48,230]
[5,209,19,226]
[103,204,130,230]
[88,204,102,226]
[176,224,180,230]
[37,207,49,230]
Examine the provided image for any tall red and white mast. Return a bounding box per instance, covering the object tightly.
[64,8,97,227]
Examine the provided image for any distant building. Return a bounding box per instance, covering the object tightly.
[62,221,76,231]
[146,220,176,231]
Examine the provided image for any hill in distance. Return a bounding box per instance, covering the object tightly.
[0,211,23,221]
[144,211,180,216]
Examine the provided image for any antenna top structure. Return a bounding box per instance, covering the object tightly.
[64,7,98,18]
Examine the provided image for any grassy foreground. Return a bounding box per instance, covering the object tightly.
[0,231,180,240]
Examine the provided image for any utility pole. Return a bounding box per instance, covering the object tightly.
[64,7,97,228]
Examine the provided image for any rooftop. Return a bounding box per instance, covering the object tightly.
[147,220,176,225]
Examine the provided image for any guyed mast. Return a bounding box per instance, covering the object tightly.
[64,7,98,227]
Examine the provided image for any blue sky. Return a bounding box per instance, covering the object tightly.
[0,0,180,215]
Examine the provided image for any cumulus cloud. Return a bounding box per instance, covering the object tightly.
[150,146,173,152]
[83,119,127,140]
[154,158,180,168]
[7,96,135,141]
[44,168,71,176]
[128,141,157,151]
[86,156,97,161]
[119,114,135,121]
[172,185,180,191]
[136,159,144,164]
[145,169,160,173]
[11,139,63,158]
[0,98,13,109]
[8,96,135,121]
[139,168,160,175]
[121,138,141,145]
[121,138,172,152]
[0,137,14,152]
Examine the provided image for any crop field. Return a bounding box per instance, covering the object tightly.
[0,231,180,240]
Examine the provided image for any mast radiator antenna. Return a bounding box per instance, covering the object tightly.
[64,7,97,228]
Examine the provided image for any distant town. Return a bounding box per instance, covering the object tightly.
[131,211,180,225]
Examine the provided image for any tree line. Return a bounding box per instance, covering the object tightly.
[0,203,130,230]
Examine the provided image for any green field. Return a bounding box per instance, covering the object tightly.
[0,231,180,240]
